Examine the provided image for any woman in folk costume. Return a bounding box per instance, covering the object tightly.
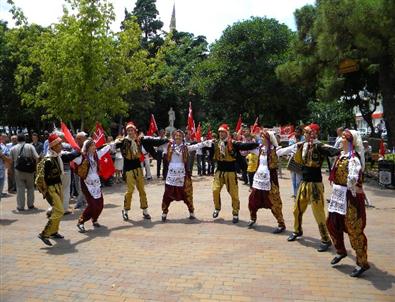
[278,123,340,252]
[161,129,211,221]
[326,129,370,277]
[247,130,286,233]
[115,122,168,221]
[74,139,111,233]
[212,124,259,223]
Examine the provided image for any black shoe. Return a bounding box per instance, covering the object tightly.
[161,214,167,222]
[76,223,86,233]
[287,232,303,241]
[189,213,196,220]
[16,207,25,212]
[212,210,219,218]
[317,241,332,252]
[331,254,347,265]
[232,216,239,224]
[92,222,101,228]
[50,232,64,239]
[38,234,52,246]
[350,266,368,278]
[247,220,256,229]
[74,204,82,209]
[143,213,151,220]
[63,210,72,216]
[28,206,37,210]
[273,226,286,234]
[122,210,129,221]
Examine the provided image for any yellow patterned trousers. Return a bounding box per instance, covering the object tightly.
[41,184,64,237]
[124,168,148,210]
[212,171,240,215]
[293,181,330,243]
[327,192,369,269]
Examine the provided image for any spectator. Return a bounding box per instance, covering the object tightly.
[74,132,87,209]
[10,133,39,211]
[0,135,11,200]
[246,149,259,191]
[31,132,44,159]
[156,129,166,179]
[6,135,18,193]
[334,127,344,149]
[114,135,124,184]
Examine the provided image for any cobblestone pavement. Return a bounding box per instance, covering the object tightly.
[1,169,394,302]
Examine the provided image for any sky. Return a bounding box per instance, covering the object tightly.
[0,0,315,43]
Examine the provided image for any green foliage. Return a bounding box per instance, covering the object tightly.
[124,0,164,55]
[307,100,355,137]
[193,17,308,127]
[277,0,395,147]
[21,0,156,130]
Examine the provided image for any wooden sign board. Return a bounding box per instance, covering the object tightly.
[339,58,359,74]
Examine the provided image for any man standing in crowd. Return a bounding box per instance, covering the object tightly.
[156,129,166,179]
[7,135,17,193]
[31,133,44,158]
[10,133,39,211]
[74,132,87,209]
[0,135,10,200]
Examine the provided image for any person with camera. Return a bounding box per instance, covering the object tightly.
[10,133,39,211]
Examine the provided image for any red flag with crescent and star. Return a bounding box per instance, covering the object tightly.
[94,122,115,180]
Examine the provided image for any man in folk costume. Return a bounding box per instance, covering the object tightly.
[161,129,211,221]
[212,124,259,223]
[247,130,286,233]
[38,133,79,246]
[281,123,340,252]
[115,122,167,221]
[326,129,370,277]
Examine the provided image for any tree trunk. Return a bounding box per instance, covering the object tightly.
[379,57,395,149]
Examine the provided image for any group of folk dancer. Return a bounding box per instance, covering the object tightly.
[36,121,370,278]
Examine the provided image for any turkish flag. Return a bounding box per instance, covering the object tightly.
[281,125,295,138]
[93,122,106,147]
[93,122,115,180]
[99,152,115,180]
[146,114,158,136]
[206,125,212,140]
[187,102,195,135]
[379,139,386,157]
[235,114,242,133]
[195,122,202,142]
[251,117,260,134]
[60,122,80,151]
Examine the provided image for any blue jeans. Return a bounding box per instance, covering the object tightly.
[0,176,4,201]
[291,171,302,196]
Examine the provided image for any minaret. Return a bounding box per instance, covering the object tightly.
[169,2,176,32]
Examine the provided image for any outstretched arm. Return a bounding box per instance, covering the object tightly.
[232,141,259,151]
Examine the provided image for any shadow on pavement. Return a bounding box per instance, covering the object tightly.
[333,263,395,291]
[11,208,45,215]
[0,219,17,226]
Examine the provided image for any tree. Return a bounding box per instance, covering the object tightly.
[123,0,164,55]
[193,17,308,127]
[0,4,48,133]
[21,0,155,130]
[308,100,355,138]
[277,0,395,147]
